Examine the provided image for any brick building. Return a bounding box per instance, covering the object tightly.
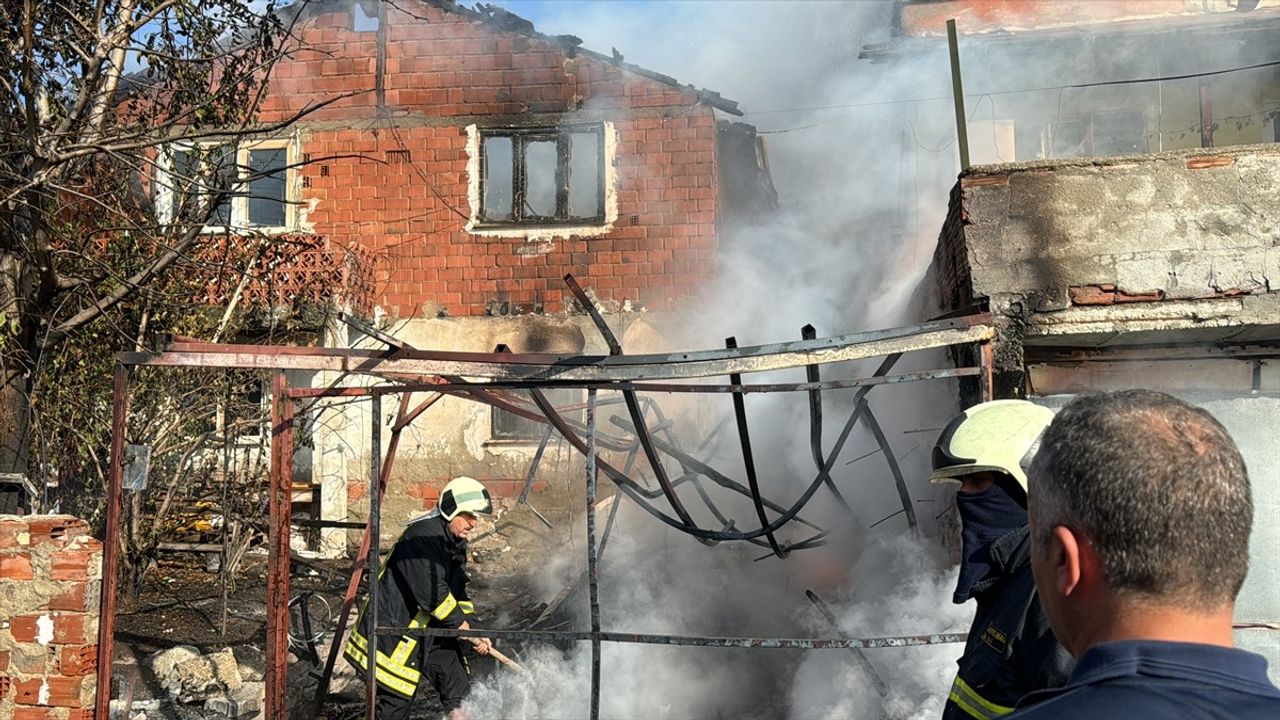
[158,0,775,549]
[160,0,764,319]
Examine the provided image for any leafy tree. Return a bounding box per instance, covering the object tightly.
[0,1,323,508]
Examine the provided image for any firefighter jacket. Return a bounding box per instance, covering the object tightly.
[943,526,1075,720]
[344,510,476,698]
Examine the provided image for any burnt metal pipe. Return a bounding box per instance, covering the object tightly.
[860,405,918,530]
[563,274,709,542]
[803,325,854,515]
[365,393,382,718]
[726,336,787,558]
[585,389,602,720]
[381,625,969,650]
[611,416,824,535]
[806,590,890,698]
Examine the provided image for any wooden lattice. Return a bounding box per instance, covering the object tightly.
[201,234,374,314]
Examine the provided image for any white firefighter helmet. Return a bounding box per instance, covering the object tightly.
[439,476,493,520]
[930,400,1054,493]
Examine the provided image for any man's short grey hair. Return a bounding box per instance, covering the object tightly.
[1028,390,1252,610]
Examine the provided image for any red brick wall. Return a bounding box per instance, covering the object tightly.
[0,516,101,719]
[258,2,719,318]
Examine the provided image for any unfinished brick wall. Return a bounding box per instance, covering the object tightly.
[0,515,100,719]
[256,1,720,318]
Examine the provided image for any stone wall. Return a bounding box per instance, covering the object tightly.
[0,515,100,720]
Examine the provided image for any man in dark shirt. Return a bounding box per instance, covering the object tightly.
[930,400,1075,719]
[1014,390,1280,719]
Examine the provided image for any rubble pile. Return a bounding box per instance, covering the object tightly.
[110,646,265,719]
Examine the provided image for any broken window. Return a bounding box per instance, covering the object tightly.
[1020,110,1148,161]
[491,388,583,441]
[158,140,295,232]
[478,125,605,226]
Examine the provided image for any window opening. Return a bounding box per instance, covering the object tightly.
[523,138,559,218]
[247,147,288,228]
[482,136,514,221]
[478,125,605,226]
[568,132,602,217]
[492,388,583,441]
[159,140,294,232]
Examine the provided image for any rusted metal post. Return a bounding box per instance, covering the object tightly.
[586,389,602,720]
[366,393,382,719]
[266,372,294,719]
[979,341,994,402]
[1199,78,1214,148]
[95,365,130,720]
[947,18,971,171]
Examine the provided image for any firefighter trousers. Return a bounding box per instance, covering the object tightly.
[369,638,470,719]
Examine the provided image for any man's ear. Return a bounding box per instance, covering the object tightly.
[1052,525,1083,597]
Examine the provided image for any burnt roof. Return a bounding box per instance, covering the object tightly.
[292,0,742,115]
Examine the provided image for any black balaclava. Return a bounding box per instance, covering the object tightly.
[953,481,1026,603]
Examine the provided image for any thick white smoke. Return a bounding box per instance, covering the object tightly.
[458,2,975,718]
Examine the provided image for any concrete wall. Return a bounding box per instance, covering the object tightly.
[954,144,1279,306]
[923,141,1280,675]
[927,143,1280,395]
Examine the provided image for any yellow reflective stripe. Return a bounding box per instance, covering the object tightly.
[345,641,422,693]
[432,592,458,620]
[393,609,433,663]
[390,636,416,665]
[348,629,368,653]
[347,644,416,698]
[950,677,1014,718]
[949,690,992,720]
[459,600,475,615]
[374,666,418,697]
[347,629,421,682]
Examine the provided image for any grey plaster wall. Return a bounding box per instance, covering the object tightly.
[958,144,1279,307]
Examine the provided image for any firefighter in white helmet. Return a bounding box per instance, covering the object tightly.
[345,476,494,720]
[932,401,1074,720]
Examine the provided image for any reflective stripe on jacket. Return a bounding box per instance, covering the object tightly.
[344,511,477,697]
[942,526,1075,720]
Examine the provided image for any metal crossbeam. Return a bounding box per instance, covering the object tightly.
[119,318,993,380]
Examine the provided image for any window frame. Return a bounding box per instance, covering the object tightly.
[489,388,585,443]
[476,123,606,229]
[156,137,299,234]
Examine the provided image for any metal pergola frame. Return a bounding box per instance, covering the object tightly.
[94,276,995,719]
